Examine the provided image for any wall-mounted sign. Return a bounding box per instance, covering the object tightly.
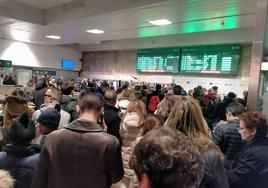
[180,44,241,75]
[0,60,12,68]
[32,69,56,76]
[136,48,180,73]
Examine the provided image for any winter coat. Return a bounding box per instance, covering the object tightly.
[199,150,229,188]
[226,137,268,188]
[212,98,235,121]
[0,144,40,188]
[120,112,143,178]
[60,95,78,122]
[104,104,122,145]
[212,120,246,161]
[31,119,124,188]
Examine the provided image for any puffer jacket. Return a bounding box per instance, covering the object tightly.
[0,144,40,188]
[212,120,246,161]
[120,112,143,178]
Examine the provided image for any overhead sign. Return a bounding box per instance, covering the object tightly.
[180,44,241,75]
[136,48,180,73]
[32,69,56,76]
[0,60,12,68]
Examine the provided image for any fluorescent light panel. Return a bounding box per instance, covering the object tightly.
[46,35,61,39]
[149,19,172,26]
[86,29,104,34]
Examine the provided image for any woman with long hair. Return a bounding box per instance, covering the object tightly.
[156,90,176,123]
[119,99,147,187]
[165,96,229,188]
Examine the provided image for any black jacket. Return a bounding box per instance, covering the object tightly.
[104,104,122,145]
[212,120,246,161]
[0,144,40,188]
[199,150,229,188]
[226,137,268,188]
[212,98,235,121]
[61,95,78,122]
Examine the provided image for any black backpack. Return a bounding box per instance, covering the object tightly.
[61,98,78,121]
[207,99,217,115]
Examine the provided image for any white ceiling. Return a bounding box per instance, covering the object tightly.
[0,0,258,51]
[14,0,76,9]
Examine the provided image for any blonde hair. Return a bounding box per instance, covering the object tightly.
[165,96,221,154]
[123,99,147,126]
[0,170,14,188]
[156,92,176,122]
[118,89,134,100]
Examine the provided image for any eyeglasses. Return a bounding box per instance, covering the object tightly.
[237,127,246,131]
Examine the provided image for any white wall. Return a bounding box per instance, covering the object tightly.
[0,39,81,70]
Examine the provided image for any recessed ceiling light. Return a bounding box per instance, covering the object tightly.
[86,29,104,34]
[149,19,172,26]
[46,35,61,39]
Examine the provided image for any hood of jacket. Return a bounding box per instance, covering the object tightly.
[3,144,41,157]
[61,95,75,104]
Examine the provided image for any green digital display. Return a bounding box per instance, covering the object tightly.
[180,44,241,75]
[0,60,12,68]
[136,48,180,73]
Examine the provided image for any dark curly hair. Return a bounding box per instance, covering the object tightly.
[129,127,204,188]
[239,111,267,137]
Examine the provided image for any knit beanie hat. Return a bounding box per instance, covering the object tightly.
[9,112,35,145]
[37,104,61,130]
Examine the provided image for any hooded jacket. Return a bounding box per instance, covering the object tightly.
[0,144,40,188]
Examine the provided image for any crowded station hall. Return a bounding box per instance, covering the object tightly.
[0,0,267,188]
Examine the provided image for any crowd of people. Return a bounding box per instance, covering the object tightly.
[0,76,266,188]
[0,74,16,86]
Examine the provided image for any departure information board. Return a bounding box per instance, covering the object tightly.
[180,44,241,75]
[136,48,180,73]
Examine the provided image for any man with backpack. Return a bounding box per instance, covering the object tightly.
[147,84,164,113]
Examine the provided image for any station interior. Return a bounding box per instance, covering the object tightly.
[0,0,268,187]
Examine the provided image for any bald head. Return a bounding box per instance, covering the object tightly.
[104,89,117,105]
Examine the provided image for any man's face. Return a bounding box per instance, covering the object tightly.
[44,89,54,104]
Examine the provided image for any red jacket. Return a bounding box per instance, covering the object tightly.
[204,93,218,109]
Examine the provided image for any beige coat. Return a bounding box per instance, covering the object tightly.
[120,112,143,178]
